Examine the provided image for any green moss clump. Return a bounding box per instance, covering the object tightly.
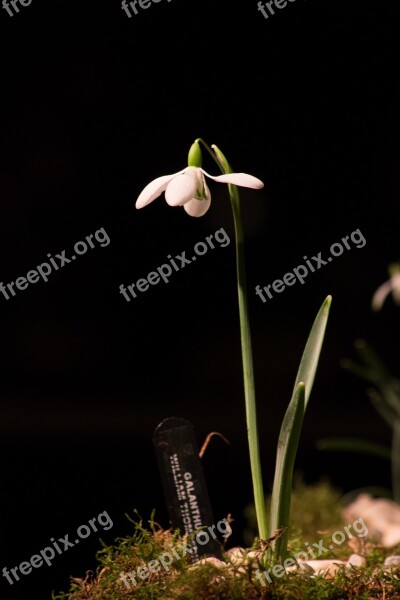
[244,477,344,550]
[53,483,400,600]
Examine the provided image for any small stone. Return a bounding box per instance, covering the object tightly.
[384,555,400,566]
[343,494,400,547]
[187,556,228,585]
[298,561,315,574]
[284,565,298,573]
[224,547,246,565]
[224,548,248,575]
[189,556,227,571]
[224,547,260,572]
[347,554,366,567]
[300,559,347,578]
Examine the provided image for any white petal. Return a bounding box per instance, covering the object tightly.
[165,172,197,207]
[183,184,211,217]
[201,169,264,189]
[136,171,184,209]
[391,274,400,303]
[183,197,211,217]
[372,280,393,311]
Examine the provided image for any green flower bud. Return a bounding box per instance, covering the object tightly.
[188,141,202,167]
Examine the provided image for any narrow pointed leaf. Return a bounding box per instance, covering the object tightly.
[392,421,400,503]
[354,340,390,378]
[379,385,400,420]
[269,382,305,562]
[368,389,398,428]
[341,358,378,384]
[269,296,332,563]
[293,295,332,411]
[316,437,391,460]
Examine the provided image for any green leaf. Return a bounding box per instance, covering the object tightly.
[368,388,398,428]
[354,339,390,379]
[316,437,392,460]
[380,385,400,420]
[293,295,332,411]
[269,296,332,562]
[341,358,378,384]
[392,421,400,503]
[269,382,305,562]
[342,340,400,419]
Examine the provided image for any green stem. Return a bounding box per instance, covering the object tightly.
[195,138,222,169]
[230,185,268,542]
[196,139,268,541]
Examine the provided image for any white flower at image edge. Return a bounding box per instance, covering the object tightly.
[372,270,400,311]
[135,166,264,217]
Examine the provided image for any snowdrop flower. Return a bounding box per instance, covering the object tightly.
[372,263,400,311]
[135,166,264,217]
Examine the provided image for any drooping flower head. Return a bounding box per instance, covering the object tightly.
[135,141,264,217]
[372,262,400,311]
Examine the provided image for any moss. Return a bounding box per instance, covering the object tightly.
[53,482,400,600]
[244,477,344,550]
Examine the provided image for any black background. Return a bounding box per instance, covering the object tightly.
[1,0,400,597]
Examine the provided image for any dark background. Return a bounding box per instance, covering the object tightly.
[0,0,399,597]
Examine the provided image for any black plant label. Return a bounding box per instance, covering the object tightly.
[153,417,222,561]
